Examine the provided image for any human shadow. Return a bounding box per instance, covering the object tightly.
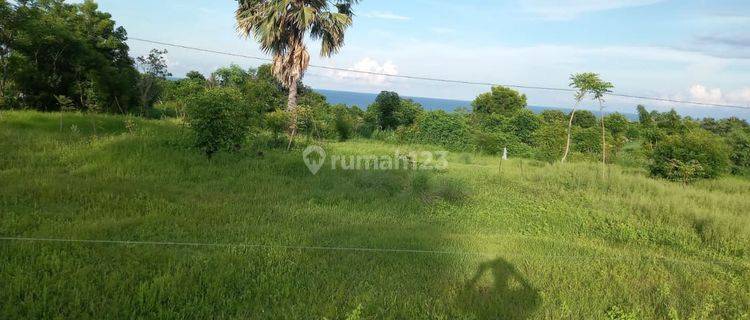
[458,258,541,319]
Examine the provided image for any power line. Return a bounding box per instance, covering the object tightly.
[129,37,750,110]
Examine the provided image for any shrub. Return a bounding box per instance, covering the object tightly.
[472,86,527,116]
[573,127,603,154]
[571,110,597,128]
[539,109,567,125]
[264,109,290,139]
[532,123,567,162]
[403,110,472,151]
[185,88,255,157]
[334,110,354,141]
[649,130,730,181]
[726,129,750,174]
[473,130,531,156]
[509,109,541,145]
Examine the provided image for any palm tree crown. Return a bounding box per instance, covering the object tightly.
[236,0,358,148]
[236,0,357,90]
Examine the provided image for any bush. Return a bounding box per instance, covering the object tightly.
[573,127,603,154]
[472,86,527,116]
[264,109,290,139]
[726,129,750,174]
[185,88,255,157]
[473,130,531,157]
[571,110,597,128]
[532,123,567,162]
[334,110,354,141]
[403,110,472,151]
[649,130,730,181]
[509,109,541,145]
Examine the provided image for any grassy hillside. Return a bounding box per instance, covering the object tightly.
[1,111,749,319]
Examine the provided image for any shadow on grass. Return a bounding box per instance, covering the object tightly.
[458,257,541,320]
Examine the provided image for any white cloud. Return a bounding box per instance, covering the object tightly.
[687,84,750,105]
[364,11,411,21]
[327,57,399,85]
[520,0,665,20]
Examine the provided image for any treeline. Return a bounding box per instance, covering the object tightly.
[1,0,748,183]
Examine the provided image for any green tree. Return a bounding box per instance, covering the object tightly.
[472,86,527,116]
[185,70,206,82]
[539,109,567,125]
[637,105,653,126]
[649,129,730,181]
[2,0,138,112]
[236,0,359,149]
[136,49,171,115]
[726,129,750,174]
[370,91,401,130]
[211,64,253,88]
[562,73,599,162]
[604,112,629,137]
[571,110,597,128]
[185,88,256,157]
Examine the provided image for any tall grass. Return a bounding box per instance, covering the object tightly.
[0,111,748,319]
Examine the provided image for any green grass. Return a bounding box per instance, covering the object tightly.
[1,110,749,319]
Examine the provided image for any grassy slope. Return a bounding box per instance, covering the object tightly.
[1,111,749,319]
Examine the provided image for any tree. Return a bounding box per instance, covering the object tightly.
[636,105,653,126]
[370,91,401,130]
[562,73,599,162]
[236,0,359,149]
[589,76,614,167]
[185,70,206,82]
[136,49,171,115]
[472,86,527,116]
[2,0,138,112]
[539,109,566,125]
[211,64,252,88]
[604,112,629,137]
[571,110,597,128]
[649,129,730,181]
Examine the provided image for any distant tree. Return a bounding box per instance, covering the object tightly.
[136,49,171,114]
[395,99,423,127]
[604,112,629,137]
[510,109,541,145]
[211,64,252,88]
[649,129,730,182]
[636,105,653,126]
[370,91,401,130]
[539,109,567,125]
[472,86,527,116]
[571,110,597,128]
[185,70,206,82]
[236,0,359,149]
[726,129,750,174]
[562,73,598,162]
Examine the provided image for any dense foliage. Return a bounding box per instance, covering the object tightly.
[472,85,527,116]
[649,130,731,182]
[1,0,139,112]
[185,88,256,157]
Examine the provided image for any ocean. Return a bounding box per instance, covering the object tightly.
[315,89,640,120]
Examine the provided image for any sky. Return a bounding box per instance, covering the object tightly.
[70,0,750,118]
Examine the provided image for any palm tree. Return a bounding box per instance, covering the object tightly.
[236,0,359,149]
[562,73,597,163]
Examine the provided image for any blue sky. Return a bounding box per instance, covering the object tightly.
[72,0,750,117]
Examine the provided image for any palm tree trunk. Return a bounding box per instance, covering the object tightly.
[286,79,299,150]
[561,101,580,163]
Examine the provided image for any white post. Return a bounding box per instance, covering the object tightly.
[502,147,508,161]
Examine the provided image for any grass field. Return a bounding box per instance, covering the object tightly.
[1,111,749,319]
